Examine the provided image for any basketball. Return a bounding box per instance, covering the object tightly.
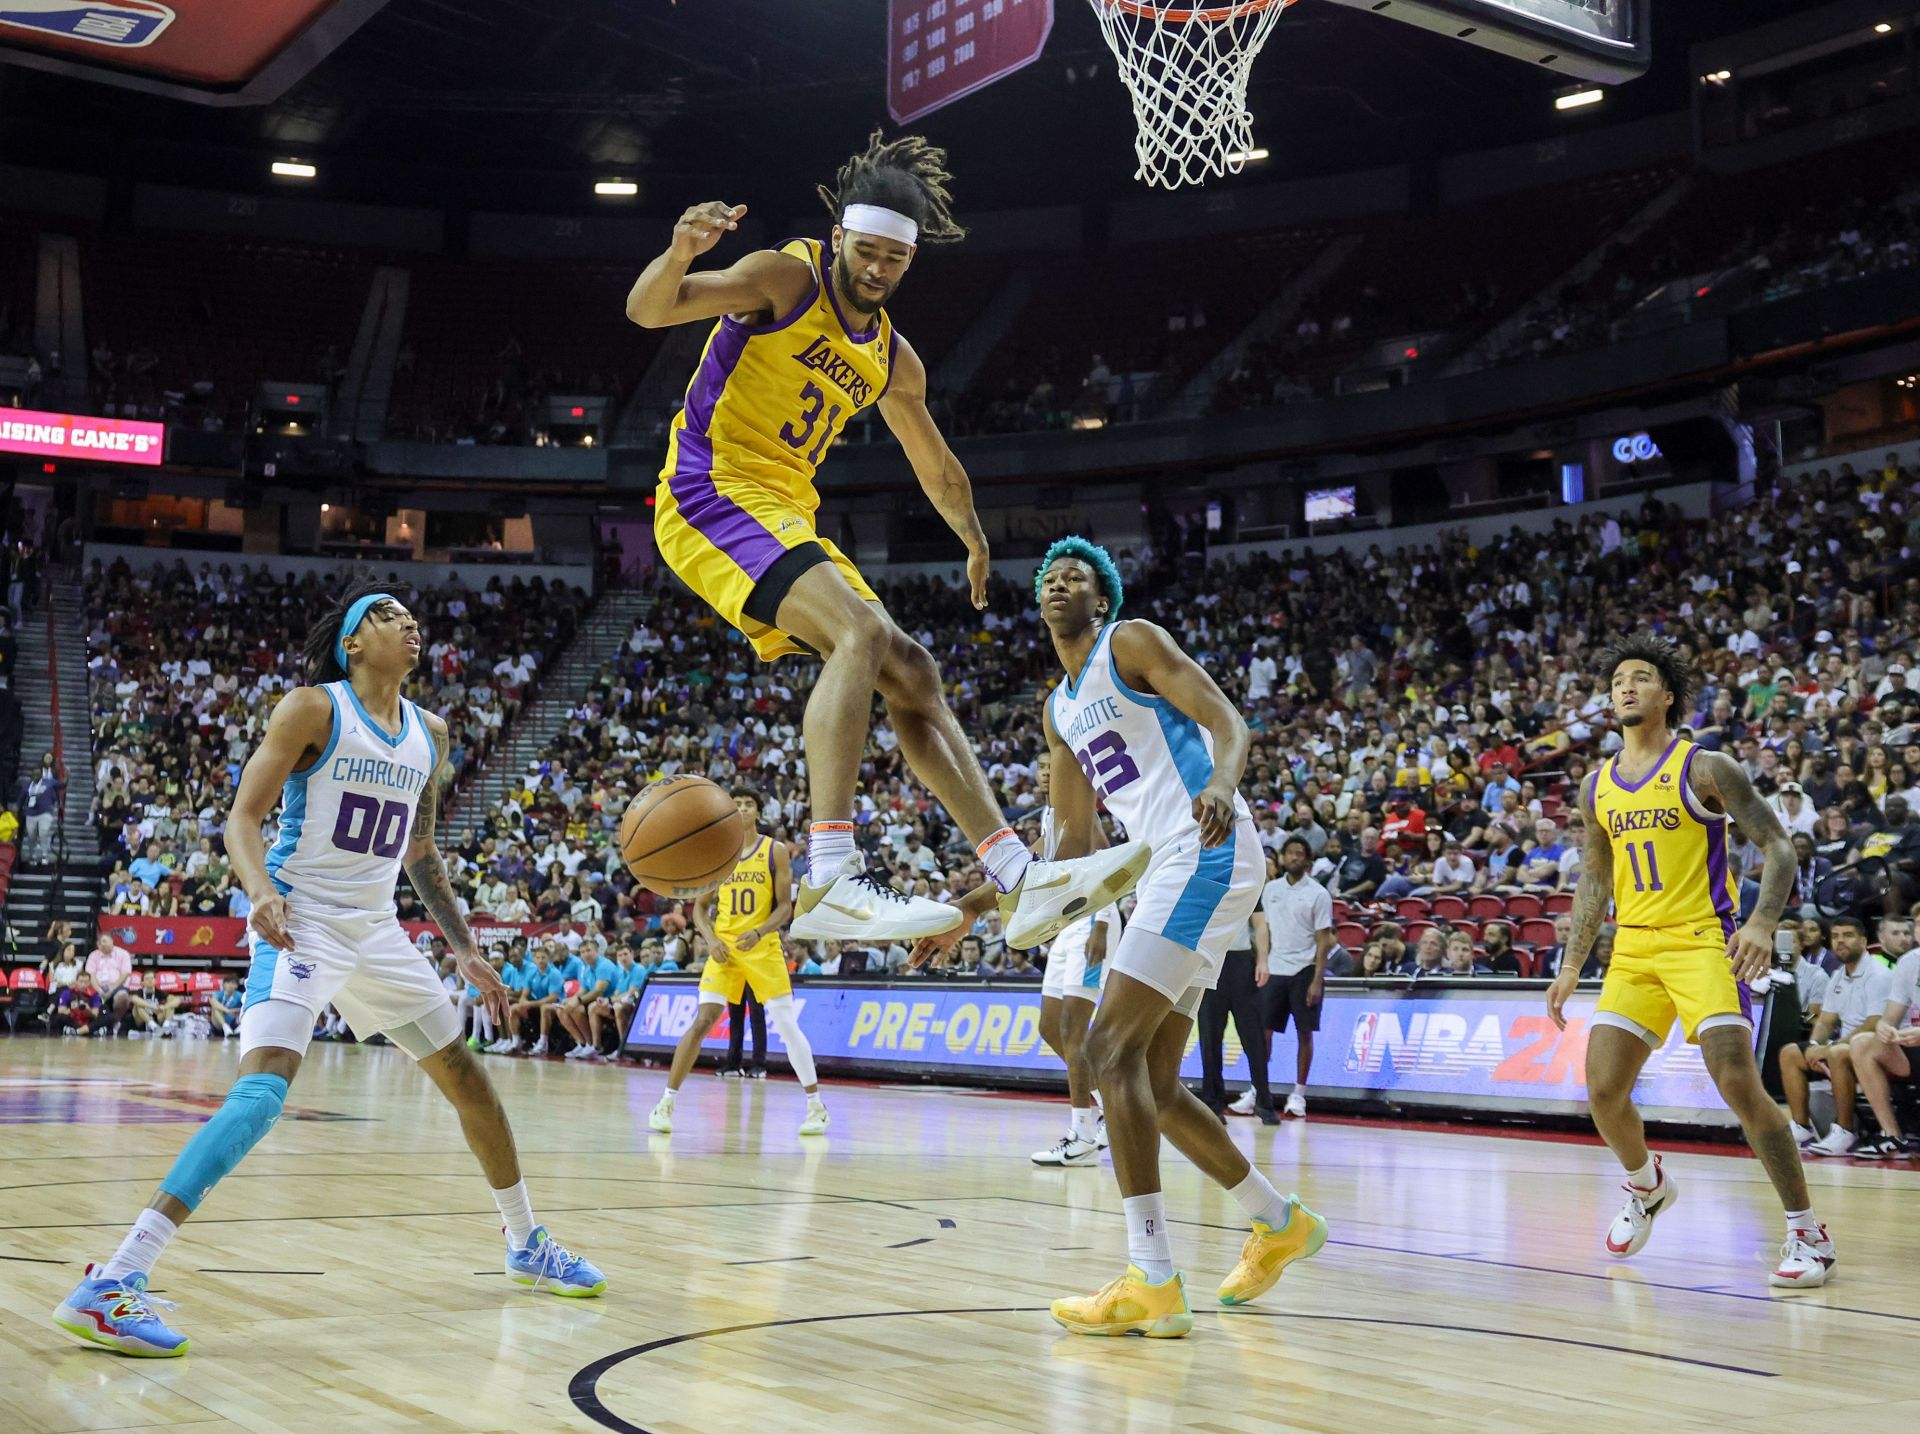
[620,775,747,898]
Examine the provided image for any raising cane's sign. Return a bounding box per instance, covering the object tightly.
[0,408,165,466]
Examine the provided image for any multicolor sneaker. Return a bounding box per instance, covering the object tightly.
[1050,1266,1192,1338]
[505,1227,606,1297]
[51,1265,190,1357]
[1605,1156,1677,1258]
[1217,1198,1329,1306]
[1770,1225,1837,1288]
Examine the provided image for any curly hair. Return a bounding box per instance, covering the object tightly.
[1599,631,1693,721]
[1034,537,1124,623]
[818,128,966,245]
[302,579,411,685]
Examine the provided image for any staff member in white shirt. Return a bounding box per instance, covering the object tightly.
[1782,914,1893,1157]
[1247,836,1333,1120]
[1847,943,1920,1159]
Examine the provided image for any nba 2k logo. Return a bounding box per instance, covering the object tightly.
[0,1,175,47]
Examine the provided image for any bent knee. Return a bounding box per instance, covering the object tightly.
[878,631,941,700]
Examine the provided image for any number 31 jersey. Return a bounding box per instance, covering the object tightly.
[1047,620,1251,853]
[265,681,436,911]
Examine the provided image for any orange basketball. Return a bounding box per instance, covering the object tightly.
[619,776,747,899]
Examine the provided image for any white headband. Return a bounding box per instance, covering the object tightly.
[839,204,918,246]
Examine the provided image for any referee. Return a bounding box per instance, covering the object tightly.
[1249,835,1333,1120]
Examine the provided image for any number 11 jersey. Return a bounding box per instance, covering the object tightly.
[1588,734,1739,939]
[265,681,436,911]
[1047,620,1251,853]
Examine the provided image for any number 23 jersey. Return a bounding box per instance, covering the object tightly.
[1047,620,1251,852]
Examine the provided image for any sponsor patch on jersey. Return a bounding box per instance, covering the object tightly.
[0,1,176,48]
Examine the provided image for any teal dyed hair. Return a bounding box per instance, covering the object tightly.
[1035,537,1123,622]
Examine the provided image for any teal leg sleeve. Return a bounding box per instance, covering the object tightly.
[157,1073,289,1212]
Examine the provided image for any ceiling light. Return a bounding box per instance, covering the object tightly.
[1703,69,1732,83]
[1225,148,1270,164]
[594,179,638,197]
[1555,88,1604,111]
[1875,22,1893,33]
[271,160,317,179]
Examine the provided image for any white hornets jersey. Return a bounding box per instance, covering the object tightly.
[1047,621,1251,852]
[264,681,437,909]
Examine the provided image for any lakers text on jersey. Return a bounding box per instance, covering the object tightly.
[701,836,792,1006]
[1589,736,1752,1045]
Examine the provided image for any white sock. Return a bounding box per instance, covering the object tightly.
[102,1208,177,1281]
[659,1085,677,1106]
[1123,1192,1174,1283]
[491,1180,537,1248]
[808,1092,827,1109]
[1786,1206,1819,1235]
[1071,1106,1098,1143]
[1227,1168,1294,1230]
[807,822,856,884]
[1624,1157,1658,1191]
[977,828,1033,894]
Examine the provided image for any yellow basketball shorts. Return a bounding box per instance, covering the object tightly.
[655,471,876,662]
[1594,925,1752,1046]
[697,941,792,1006]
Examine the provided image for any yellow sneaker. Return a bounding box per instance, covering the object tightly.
[1050,1266,1193,1338]
[1217,1198,1328,1306]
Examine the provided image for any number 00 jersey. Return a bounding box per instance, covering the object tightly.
[265,681,436,911]
[1047,620,1252,853]
[1588,735,1738,937]
[713,835,781,955]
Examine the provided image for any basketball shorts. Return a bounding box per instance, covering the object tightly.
[241,899,455,1053]
[1110,819,1264,1014]
[655,472,877,662]
[1594,924,1752,1047]
[1041,907,1118,1003]
[698,940,792,1006]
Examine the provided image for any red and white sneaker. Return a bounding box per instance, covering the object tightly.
[1770,1225,1836,1289]
[1604,1157,1677,1259]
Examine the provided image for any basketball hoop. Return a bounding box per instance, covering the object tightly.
[1089,0,1300,190]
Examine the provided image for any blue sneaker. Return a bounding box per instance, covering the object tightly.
[505,1226,606,1297]
[51,1265,190,1357]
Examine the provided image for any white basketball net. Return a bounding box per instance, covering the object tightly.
[1088,0,1293,190]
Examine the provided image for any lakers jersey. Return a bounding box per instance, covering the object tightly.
[714,836,779,953]
[659,236,896,513]
[265,681,436,910]
[1589,736,1737,936]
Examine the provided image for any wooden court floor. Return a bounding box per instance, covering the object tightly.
[2,1038,1918,1434]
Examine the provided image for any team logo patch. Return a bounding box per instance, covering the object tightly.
[0,1,176,47]
[285,959,317,981]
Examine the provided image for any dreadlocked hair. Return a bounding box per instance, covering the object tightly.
[1599,631,1693,722]
[818,128,966,245]
[303,578,412,685]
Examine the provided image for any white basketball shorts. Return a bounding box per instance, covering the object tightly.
[241,897,452,1051]
[1110,818,1263,1013]
[1041,906,1119,1003]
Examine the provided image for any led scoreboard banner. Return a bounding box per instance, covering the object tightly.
[627,976,1756,1127]
[0,408,165,466]
[887,0,1054,125]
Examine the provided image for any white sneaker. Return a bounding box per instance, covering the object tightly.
[1770,1225,1836,1288]
[1807,1126,1857,1158]
[1228,1090,1258,1116]
[563,1045,594,1060]
[1095,1117,1109,1150]
[528,1037,550,1057]
[1032,1135,1100,1166]
[488,1038,519,1054]
[1790,1120,1818,1148]
[799,1100,830,1136]
[1003,841,1153,951]
[648,1097,673,1133]
[592,1050,616,1063]
[1284,1092,1308,1119]
[1604,1157,1677,1258]
[790,854,964,942]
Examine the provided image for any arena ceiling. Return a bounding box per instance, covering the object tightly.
[0,0,1813,214]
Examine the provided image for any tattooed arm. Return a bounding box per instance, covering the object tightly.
[405,713,508,1022]
[1690,750,1795,983]
[1548,780,1612,1029]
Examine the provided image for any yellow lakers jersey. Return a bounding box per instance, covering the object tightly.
[1589,736,1738,935]
[714,836,779,950]
[659,236,897,513]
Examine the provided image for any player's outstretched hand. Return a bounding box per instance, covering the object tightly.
[249,892,295,952]
[1726,921,1773,985]
[910,923,965,970]
[1192,785,1235,848]
[458,948,512,1026]
[672,202,746,261]
[966,544,990,611]
[1546,969,1578,1030]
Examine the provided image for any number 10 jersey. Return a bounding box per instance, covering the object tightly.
[265,681,436,911]
[1047,619,1252,853]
